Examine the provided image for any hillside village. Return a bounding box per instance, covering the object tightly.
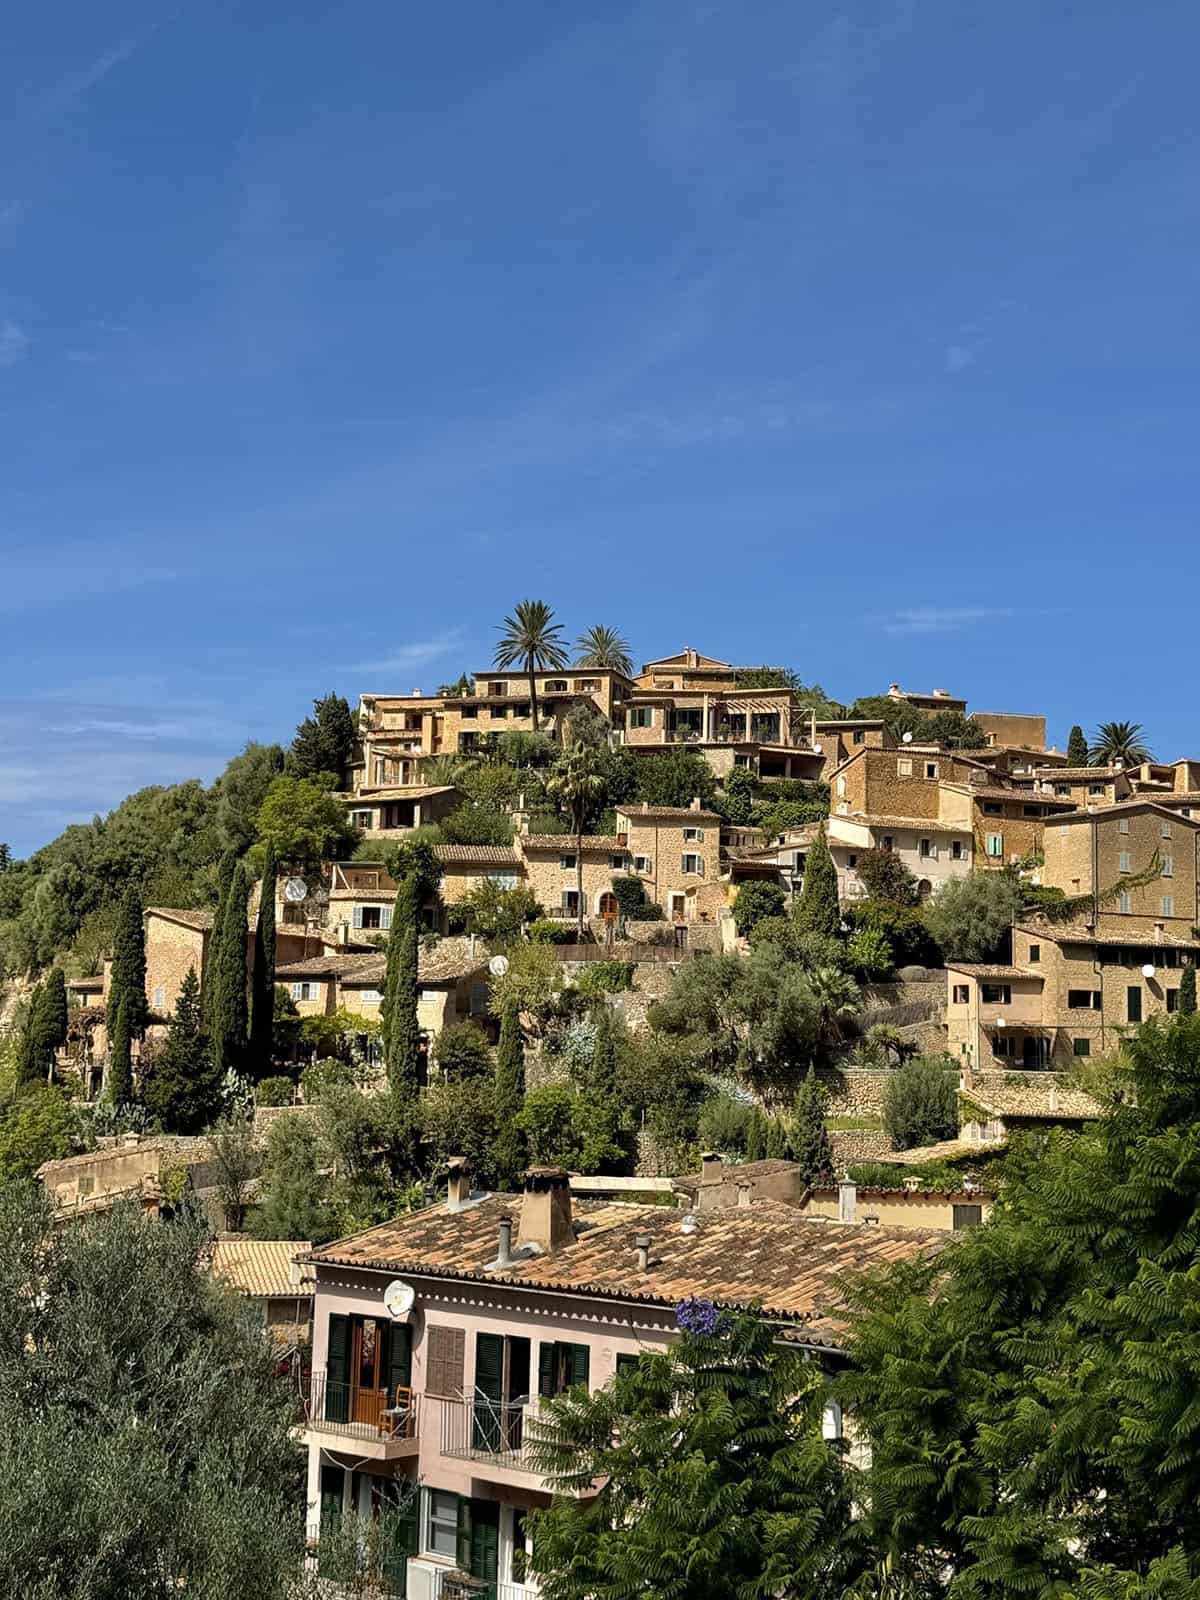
[4,611,1199,1598]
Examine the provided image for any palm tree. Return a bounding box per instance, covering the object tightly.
[575,624,634,677]
[420,753,476,788]
[494,600,569,731]
[806,966,861,1053]
[546,741,605,938]
[1089,720,1152,768]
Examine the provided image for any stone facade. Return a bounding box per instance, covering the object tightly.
[1041,801,1200,939]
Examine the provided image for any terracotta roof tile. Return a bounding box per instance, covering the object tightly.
[945,962,1043,980]
[618,804,722,823]
[433,845,521,865]
[521,835,625,852]
[211,1238,312,1300]
[275,938,488,985]
[966,1072,1101,1121]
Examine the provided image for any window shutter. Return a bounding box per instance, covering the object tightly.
[352,906,363,930]
[474,1332,504,1403]
[538,1341,556,1397]
[426,1325,465,1398]
[381,906,392,929]
[456,1497,472,1573]
[325,1314,351,1423]
[384,1322,412,1393]
[697,857,705,877]
[568,1342,590,1390]
[470,1501,500,1582]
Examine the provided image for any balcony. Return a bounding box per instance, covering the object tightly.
[303,1372,420,1460]
[429,1568,541,1600]
[438,1396,536,1472]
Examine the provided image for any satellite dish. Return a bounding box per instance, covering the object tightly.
[1141,963,1156,979]
[489,954,510,977]
[383,1280,415,1319]
[812,743,823,755]
[901,731,914,744]
[284,877,308,903]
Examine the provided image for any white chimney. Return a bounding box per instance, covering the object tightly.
[838,1179,857,1223]
[446,1157,471,1213]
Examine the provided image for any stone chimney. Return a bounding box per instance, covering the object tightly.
[519,1167,573,1255]
[700,1152,723,1184]
[736,1181,752,1209]
[496,1214,515,1268]
[634,1232,650,1272]
[690,796,702,810]
[838,1178,857,1223]
[446,1156,471,1213]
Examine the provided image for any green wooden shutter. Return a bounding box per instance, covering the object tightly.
[537,1340,556,1397]
[387,1322,412,1392]
[568,1342,590,1391]
[456,1495,472,1573]
[325,1314,351,1423]
[469,1499,500,1592]
[474,1332,504,1450]
[319,1464,345,1526]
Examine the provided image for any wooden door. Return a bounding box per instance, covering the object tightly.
[351,1319,386,1426]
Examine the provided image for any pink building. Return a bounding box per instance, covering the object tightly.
[300,1162,940,1598]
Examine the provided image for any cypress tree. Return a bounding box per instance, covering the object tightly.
[793,826,840,939]
[107,992,133,1108]
[1180,962,1196,1017]
[491,1000,527,1188]
[15,982,45,1087]
[210,860,250,1078]
[789,1069,835,1186]
[382,874,421,1099]
[142,967,221,1134]
[764,1117,786,1159]
[248,844,277,1074]
[745,1108,765,1161]
[204,852,235,1028]
[106,886,148,1041]
[1067,724,1089,766]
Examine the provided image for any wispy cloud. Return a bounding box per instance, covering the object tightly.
[44,716,216,742]
[880,606,1049,636]
[351,633,465,676]
[0,322,30,368]
[944,343,974,373]
[48,8,182,111]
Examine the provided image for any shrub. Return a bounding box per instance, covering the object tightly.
[746,915,804,959]
[882,1055,960,1150]
[846,925,895,980]
[574,961,635,997]
[611,875,649,918]
[438,801,514,847]
[696,1093,754,1156]
[732,880,787,937]
[923,873,1023,963]
[845,901,941,968]
[626,901,666,922]
[301,1057,356,1103]
[432,1022,492,1080]
[461,881,542,943]
[855,848,919,906]
[527,918,575,944]
[254,1076,295,1107]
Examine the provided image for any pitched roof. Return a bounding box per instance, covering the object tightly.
[1043,798,1200,826]
[641,650,734,671]
[351,785,457,800]
[520,835,624,853]
[210,1238,312,1300]
[965,1075,1102,1121]
[618,803,721,823]
[1013,921,1200,951]
[145,906,217,931]
[831,812,971,836]
[433,845,521,865]
[275,938,488,985]
[307,1194,943,1346]
[945,963,1042,980]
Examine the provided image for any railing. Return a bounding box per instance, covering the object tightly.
[431,1571,541,1600]
[306,1519,409,1596]
[304,1372,419,1445]
[437,1395,539,1472]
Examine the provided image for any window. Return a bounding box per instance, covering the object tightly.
[1073,1038,1091,1058]
[925,761,939,779]
[847,852,858,867]
[490,705,509,719]
[487,871,517,890]
[560,854,577,871]
[952,1204,983,1230]
[470,982,488,1015]
[427,1489,460,1558]
[952,984,970,1004]
[610,854,626,870]
[487,681,507,697]
[560,889,580,913]
[358,988,383,1005]
[1162,895,1175,917]
[1055,783,1071,796]
[853,729,865,744]
[881,835,893,852]
[574,678,600,693]
[836,776,847,797]
[951,839,964,860]
[683,826,704,842]
[897,757,913,777]
[1088,783,1104,796]
[1161,854,1174,877]
[1167,988,1180,1014]
[351,810,374,828]
[1118,851,1132,873]
[1028,943,1040,962]
[425,1324,466,1398]
[289,982,315,1002]
[629,707,653,728]
[1023,805,1041,818]
[1127,986,1143,1023]
[545,679,568,693]
[1068,990,1101,1009]
[634,855,651,873]
[359,905,382,930]
[1118,818,1130,834]
[681,853,705,875]
[152,986,165,1010]
[538,1340,590,1397]
[981,983,1011,1004]
[1119,890,1131,913]
[1162,820,1173,838]
[993,1034,1016,1058]
[919,838,936,859]
[986,833,1004,858]
[460,704,477,719]
[822,1399,844,1441]
[419,988,440,1003]
[982,801,1003,816]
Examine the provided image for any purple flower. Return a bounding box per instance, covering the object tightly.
[675,1296,719,1335]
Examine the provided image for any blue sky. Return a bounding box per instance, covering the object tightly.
[3,0,1199,857]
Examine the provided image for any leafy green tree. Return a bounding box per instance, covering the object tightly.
[1067,724,1089,765]
[517,1083,581,1166]
[923,871,1022,962]
[107,991,133,1109]
[17,970,68,1086]
[0,1186,306,1598]
[421,1076,498,1182]
[547,741,606,937]
[208,858,250,1078]
[381,875,421,1099]
[487,941,564,1035]
[287,690,356,783]
[495,728,557,768]
[0,843,9,871]
[491,1001,527,1188]
[717,765,758,824]
[788,1070,835,1185]
[0,1086,72,1182]
[438,800,514,847]
[385,836,443,898]
[631,748,717,810]
[1089,719,1152,766]
[1180,962,1196,1017]
[213,741,286,856]
[209,1114,258,1231]
[589,1007,619,1098]
[855,847,918,906]
[574,624,633,676]
[494,598,570,729]
[140,967,222,1134]
[845,899,941,967]
[250,1112,336,1242]
[562,702,612,751]
[881,1054,958,1150]
[528,1311,860,1600]
[845,924,894,980]
[106,884,148,1041]
[732,879,787,936]
[249,843,277,1073]
[460,880,540,942]
[432,1022,492,1080]
[254,773,358,871]
[793,826,840,938]
[317,1083,420,1233]
[437,670,474,696]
